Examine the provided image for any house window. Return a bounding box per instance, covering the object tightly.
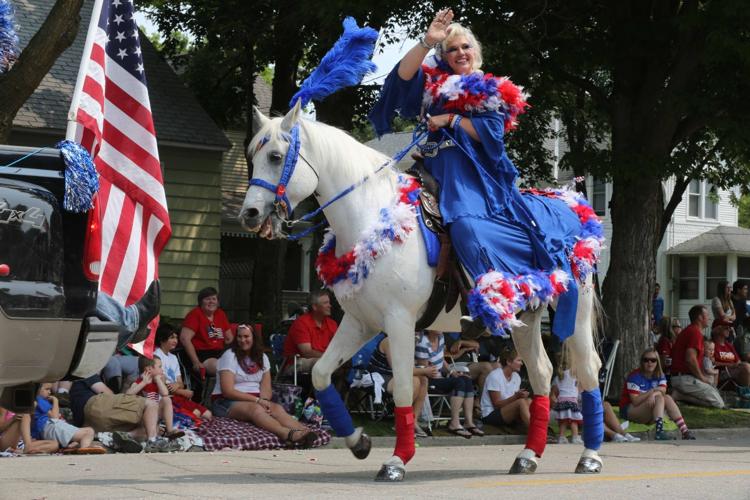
[705,255,727,300]
[738,257,750,283]
[679,256,699,300]
[592,178,606,216]
[687,180,718,220]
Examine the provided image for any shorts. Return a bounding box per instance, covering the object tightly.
[43,419,79,447]
[197,349,225,363]
[211,397,238,417]
[482,408,506,427]
[84,393,147,432]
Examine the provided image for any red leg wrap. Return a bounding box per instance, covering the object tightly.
[393,406,416,464]
[526,395,550,457]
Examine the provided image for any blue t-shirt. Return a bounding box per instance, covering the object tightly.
[32,395,52,439]
[619,369,667,408]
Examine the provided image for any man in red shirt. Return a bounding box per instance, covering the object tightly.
[282,290,338,375]
[670,305,725,408]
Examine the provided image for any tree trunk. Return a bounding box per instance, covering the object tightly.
[601,173,663,398]
[0,0,84,142]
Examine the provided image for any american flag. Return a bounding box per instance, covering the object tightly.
[66,0,171,352]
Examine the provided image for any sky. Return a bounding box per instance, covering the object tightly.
[133,12,415,85]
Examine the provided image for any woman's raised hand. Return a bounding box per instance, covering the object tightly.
[425,8,454,46]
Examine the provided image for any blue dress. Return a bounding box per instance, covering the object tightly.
[370,63,593,341]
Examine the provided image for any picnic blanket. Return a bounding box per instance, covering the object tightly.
[196,417,331,451]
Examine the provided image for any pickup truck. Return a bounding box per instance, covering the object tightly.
[0,145,120,411]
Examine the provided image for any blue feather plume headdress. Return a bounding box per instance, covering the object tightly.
[0,0,18,74]
[290,17,378,108]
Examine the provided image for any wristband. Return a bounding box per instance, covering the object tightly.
[452,115,462,129]
[419,36,438,50]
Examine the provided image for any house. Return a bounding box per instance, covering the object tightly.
[13,0,231,319]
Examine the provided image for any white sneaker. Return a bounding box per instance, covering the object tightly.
[624,433,641,442]
[557,435,569,444]
[571,435,584,445]
[612,433,627,443]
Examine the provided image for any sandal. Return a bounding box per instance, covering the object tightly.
[165,430,185,440]
[465,426,485,437]
[286,428,318,449]
[446,426,472,439]
[62,446,107,455]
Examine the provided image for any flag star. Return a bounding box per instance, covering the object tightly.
[112,0,122,6]
[133,46,142,56]
[113,14,124,25]
[117,48,128,60]
[115,31,126,42]
[131,29,139,38]
[135,62,144,73]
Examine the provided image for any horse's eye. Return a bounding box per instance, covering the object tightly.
[268,151,283,163]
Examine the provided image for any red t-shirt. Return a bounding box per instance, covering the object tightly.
[656,336,674,373]
[134,377,161,402]
[670,324,704,375]
[714,341,739,365]
[282,312,337,359]
[182,306,232,351]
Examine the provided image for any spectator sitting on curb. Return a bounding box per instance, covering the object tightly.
[602,401,640,442]
[670,305,725,408]
[480,348,530,431]
[32,383,99,451]
[69,374,180,453]
[711,320,750,388]
[126,356,185,440]
[619,348,696,440]
[0,406,59,454]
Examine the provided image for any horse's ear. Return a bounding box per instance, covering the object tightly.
[252,106,270,136]
[280,100,302,132]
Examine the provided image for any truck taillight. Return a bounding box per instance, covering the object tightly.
[83,196,101,282]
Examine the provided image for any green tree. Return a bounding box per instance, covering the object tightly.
[0,0,85,142]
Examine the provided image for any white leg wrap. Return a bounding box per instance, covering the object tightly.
[345,427,363,448]
[519,448,539,463]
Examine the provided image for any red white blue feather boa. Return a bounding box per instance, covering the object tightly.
[316,175,421,298]
[421,60,529,132]
[468,187,604,336]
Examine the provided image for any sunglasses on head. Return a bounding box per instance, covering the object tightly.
[642,357,658,363]
[445,43,473,54]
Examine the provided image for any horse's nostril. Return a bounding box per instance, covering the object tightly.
[245,208,259,219]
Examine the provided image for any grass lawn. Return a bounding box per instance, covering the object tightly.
[351,403,750,437]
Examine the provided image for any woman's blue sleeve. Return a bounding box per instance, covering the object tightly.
[368,64,425,136]
[470,111,506,164]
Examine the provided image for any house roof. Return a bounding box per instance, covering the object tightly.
[13,0,230,151]
[666,225,750,255]
[365,132,415,171]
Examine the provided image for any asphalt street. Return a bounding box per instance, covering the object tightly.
[1,435,749,499]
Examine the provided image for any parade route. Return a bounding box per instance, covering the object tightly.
[1,436,749,499]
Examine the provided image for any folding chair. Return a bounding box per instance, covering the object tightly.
[600,339,620,399]
[344,333,392,420]
[422,389,453,433]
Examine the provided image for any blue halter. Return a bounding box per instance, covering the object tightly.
[248,123,301,218]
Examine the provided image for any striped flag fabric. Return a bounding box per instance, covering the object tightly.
[66,0,171,355]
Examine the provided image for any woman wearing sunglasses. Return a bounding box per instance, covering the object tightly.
[618,348,695,440]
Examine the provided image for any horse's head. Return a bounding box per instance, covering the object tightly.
[240,102,319,239]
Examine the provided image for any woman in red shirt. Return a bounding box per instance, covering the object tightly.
[180,287,235,378]
[656,317,680,376]
[711,321,750,387]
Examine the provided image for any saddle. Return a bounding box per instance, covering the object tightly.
[407,161,471,330]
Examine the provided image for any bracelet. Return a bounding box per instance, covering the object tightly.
[419,36,438,50]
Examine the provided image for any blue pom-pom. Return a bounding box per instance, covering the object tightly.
[0,0,18,74]
[57,140,99,213]
[290,17,378,107]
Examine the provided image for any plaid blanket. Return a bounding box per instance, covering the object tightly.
[196,417,331,451]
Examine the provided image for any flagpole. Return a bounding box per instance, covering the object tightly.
[66,0,104,141]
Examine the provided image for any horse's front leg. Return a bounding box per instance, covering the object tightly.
[509,307,552,474]
[312,314,374,460]
[567,278,604,474]
[374,309,416,482]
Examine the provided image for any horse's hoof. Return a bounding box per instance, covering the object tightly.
[350,432,371,460]
[575,456,602,474]
[375,463,405,482]
[508,457,537,474]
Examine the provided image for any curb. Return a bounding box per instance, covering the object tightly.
[325,427,750,449]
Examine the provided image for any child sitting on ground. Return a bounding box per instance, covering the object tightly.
[702,340,719,387]
[32,383,97,451]
[154,324,212,424]
[1,406,59,454]
[127,356,184,439]
[551,353,583,444]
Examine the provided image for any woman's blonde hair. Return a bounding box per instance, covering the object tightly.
[438,23,483,71]
[640,347,664,379]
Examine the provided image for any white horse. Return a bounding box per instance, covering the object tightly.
[240,102,604,482]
